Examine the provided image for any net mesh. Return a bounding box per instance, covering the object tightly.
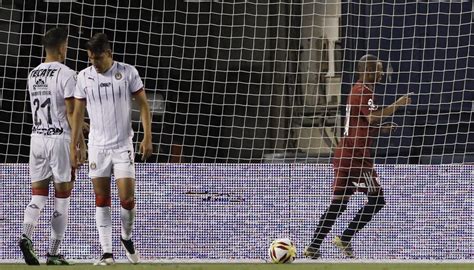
[0,1,472,163]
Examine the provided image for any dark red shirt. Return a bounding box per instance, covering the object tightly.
[333,81,378,171]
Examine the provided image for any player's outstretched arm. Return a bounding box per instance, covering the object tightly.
[70,99,86,168]
[366,93,412,125]
[133,89,153,161]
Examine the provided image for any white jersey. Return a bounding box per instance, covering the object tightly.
[75,61,144,149]
[28,61,76,138]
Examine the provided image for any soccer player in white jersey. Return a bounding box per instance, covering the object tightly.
[20,28,85,265]
[70,33,152,265]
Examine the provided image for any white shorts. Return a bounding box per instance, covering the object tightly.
[29,136,72,183]
[88,144,135,179]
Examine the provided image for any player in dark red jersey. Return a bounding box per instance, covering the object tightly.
[304,54,412,259]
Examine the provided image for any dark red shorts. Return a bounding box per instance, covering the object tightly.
[332,168,382,196]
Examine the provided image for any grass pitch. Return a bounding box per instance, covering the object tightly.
[0,263,473,270]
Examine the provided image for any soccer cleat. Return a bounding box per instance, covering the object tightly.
[93,253,115,266]
[332,236,355,258]
[46,253,72,265]
[120,237,140,264]
[303,246,321,259]
[19,234,40,265]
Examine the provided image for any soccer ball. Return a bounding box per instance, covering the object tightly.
[268,238,296,263]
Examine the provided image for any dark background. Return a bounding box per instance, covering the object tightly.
[0,0,472,164]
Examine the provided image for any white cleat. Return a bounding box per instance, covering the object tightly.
[93,253,115,266]
[121,237,140,264]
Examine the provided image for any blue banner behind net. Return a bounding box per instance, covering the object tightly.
[1,164,472,261]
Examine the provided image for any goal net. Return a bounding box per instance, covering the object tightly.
[0,1,472,164]
[0,0,472,262]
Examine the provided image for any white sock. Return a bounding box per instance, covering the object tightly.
[23,195,48,239]
[96,206,112,254]
[120,207,136,240]
[49,197,70,255]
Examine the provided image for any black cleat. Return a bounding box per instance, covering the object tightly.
[46,253,72,265]
[19,234,40,265]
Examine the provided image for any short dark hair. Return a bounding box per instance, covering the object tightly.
[42,28,68,50]
[357,54,379,73]
[85,33,111,55]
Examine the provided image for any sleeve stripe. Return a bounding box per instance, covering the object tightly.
[132,88,144,95]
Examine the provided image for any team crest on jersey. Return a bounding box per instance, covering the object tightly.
[114,72,122,80]
[90,162,96,170]
[368,98,378,111]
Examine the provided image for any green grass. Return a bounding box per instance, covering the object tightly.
[0,264,473,270]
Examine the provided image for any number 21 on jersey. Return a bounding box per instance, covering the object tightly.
[33,97,52,126]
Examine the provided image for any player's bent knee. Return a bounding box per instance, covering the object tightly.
[95,195,111,207]
[54,181,74,193]
[328,198,349,214]
[120,198,135,210]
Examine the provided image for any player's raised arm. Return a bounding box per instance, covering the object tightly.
[133,89,152,161]
[366,93,412,125]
